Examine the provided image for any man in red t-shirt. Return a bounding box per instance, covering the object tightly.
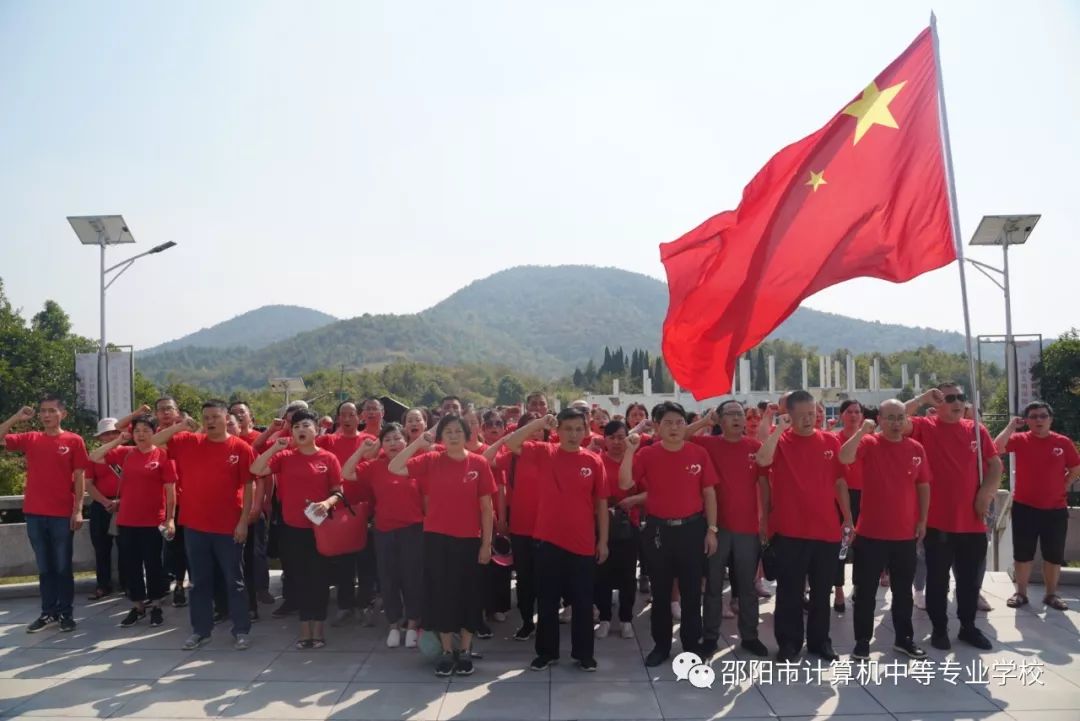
[905,383,1002,651]
[839,400,931,661]
[84,417,124,600]
[623,401,719,668]
[994,401,1080,611]
[832,400,866,612]
[0,395,89,632]
[505,408,609,672]
[690,401,769,659]
[757,390,852,664]
[153,399,257,651]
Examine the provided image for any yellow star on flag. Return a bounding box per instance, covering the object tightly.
[842,80,906,145]
[806,170,827,192]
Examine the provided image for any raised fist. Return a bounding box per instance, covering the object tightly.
[119,431,133,443]
[273,436,290,449]
[626,432,641,449]
[270,418,286,432]
[775,414,792,432]
[860,419,876,433]
[138,404,152,415]
[542,414,558,431]
[419,431,435,448]
[1009,416,1025,429]
[360,438,378,453]
[766,403,779,416]
[706,409,720,426]
[182,414,199,430]
[18,406,34,420]
[924,389,945,405]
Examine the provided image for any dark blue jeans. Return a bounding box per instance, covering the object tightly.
[88,501,117,592]
[184,528,250,638]
[25,514,75,618]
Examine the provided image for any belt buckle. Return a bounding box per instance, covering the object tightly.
[669,518,684,527]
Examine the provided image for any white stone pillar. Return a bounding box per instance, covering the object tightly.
[901,364,909,389]
[872,357,881,391]
[801,358,809,390]
[846,355,855,392]
[768,355,776,394]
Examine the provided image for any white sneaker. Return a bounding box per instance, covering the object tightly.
[233,634,250,651]
[404,629,419,648]
[671,602,682,621]
[493,612,507,623]
[595,621,610,639]
[386,628,401,648]
[914,590,926,610]
[621,622,635,639]
[559,606,572,624]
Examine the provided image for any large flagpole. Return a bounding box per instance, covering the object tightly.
[930,14,986,484]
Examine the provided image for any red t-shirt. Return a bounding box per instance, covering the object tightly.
[835,428,864,491]
[691,435,762,535]
[1006,432,1080,510]
[524,442,607,556]
[355,457,423,531]
[909,416,997,533]
[267,448,343,528]
[4,431,89,518]
[316,432,375,466]
[105,446,177,527]
[167,433,256,534]
[500,445,547,536]
[602,453,641,526]
[764,430,844,542]
[86,456,122,499]
[407,451,497,539]
[852,434,931,540]
[237,430,262,446]
[632,442,718,520]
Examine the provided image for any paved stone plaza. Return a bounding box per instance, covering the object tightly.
[0,571,1077,720]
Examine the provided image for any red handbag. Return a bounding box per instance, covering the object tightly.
[313,500,369,556]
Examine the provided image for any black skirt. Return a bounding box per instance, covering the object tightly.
[422,531,483,633]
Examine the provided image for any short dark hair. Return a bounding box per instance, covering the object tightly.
[38,393,65,410]
[228,400,250,413]
[625,402,647,418]
[440,395,462,406]
[936,380,962,391]
[717,399,743,414]
[481,410,504,427]
[379,422,404,442]
[526,391,547,404]
[757,401,769,412]
[654,401,687,423]
[839,400,863,414]
[202,399,228,413]
[290,409,318,426]
[156,396,178,410]
[556,407,588,428]
[131,414,157,433]
[1023,401,1053,417]
[603,419,627,437]
[361,398,384,411]
[435,414,470,442]
[786,390,815,408]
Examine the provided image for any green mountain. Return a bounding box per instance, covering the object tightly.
[136,265,968,391]
[143,305,338,355]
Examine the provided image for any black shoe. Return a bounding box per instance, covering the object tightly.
[249,610,260,623]
[577,657,598,672]
[172,588,187,607]
[833,600,846,613]
[513,623,535,641]
[645,647,670,667]
[894,638,927,659]
[435,652,456,677]
[212,610,227,625]
[475,621,493,640]
[149,607,164,627]
[808,642,839,662]
[120,608,145,627]
[59,615,76,632]
[958,626,992,650]
[454,652,474,676]
[529,655,555,671]
[699,639,719,657]
[26,615,57,633]
[852,640,871,661]
[638,576,651,595]
[271,602,296,618]
[930,631,951,650]
[740,639,769,657]
[776,644,800,664]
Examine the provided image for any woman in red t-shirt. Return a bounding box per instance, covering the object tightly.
[342,422,424,650]
[89,415,177,628]
[251,410,344,650]
[389,415,495,677]
[403,408,430,444]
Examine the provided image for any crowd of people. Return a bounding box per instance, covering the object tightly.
[1,384,1077,677]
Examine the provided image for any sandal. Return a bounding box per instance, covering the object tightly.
[311,638,326,649]
[1006,593,1029,608]
[1044,595,1069,611]
[295,639,314,650]
[87,588,111,601]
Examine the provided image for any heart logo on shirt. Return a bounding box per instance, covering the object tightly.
[912,456,923,467]
[823,450,834,460]
[1052,447,1064,457]
[57,445,70,455]
[687,464,702,475]
[314,463,328,473]
[747,453,757,463]
[970,441,978,453]
[465,471,479,482]
[580,467,593,478]
[145,461,160,471]
[227,454,240,465]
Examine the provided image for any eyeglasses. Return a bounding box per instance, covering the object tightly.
[943,393,966,403]
[1026,413,1050,420]
[880,415,906,423]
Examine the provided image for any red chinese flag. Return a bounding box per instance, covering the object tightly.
[661,28,956,399]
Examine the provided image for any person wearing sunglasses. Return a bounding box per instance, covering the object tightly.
[904,383,1002,651]
[994,401,1080,611]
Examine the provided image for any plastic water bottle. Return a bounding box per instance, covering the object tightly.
[838,526,854,560]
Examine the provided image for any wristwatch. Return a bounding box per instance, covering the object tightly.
[707,525,719,533]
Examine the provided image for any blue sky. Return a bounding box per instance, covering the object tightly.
[2,0,1077,351]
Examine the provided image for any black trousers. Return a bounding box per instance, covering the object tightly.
[511,534,537,626]
[334,541,378,611]
[595,533,637,623]
[243,516,270,610]
[423,532,483,634]
[853,536,916,643]
[834,489,861,587]
[89,501,118,592]
[535,540,595,661]
[278,524,330,622]
[773,534,838,652]
[485,562,513,615]
[119,526,167,604]
[642,517,705,654]
[924,527,987,634]
[165,509,187,588]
